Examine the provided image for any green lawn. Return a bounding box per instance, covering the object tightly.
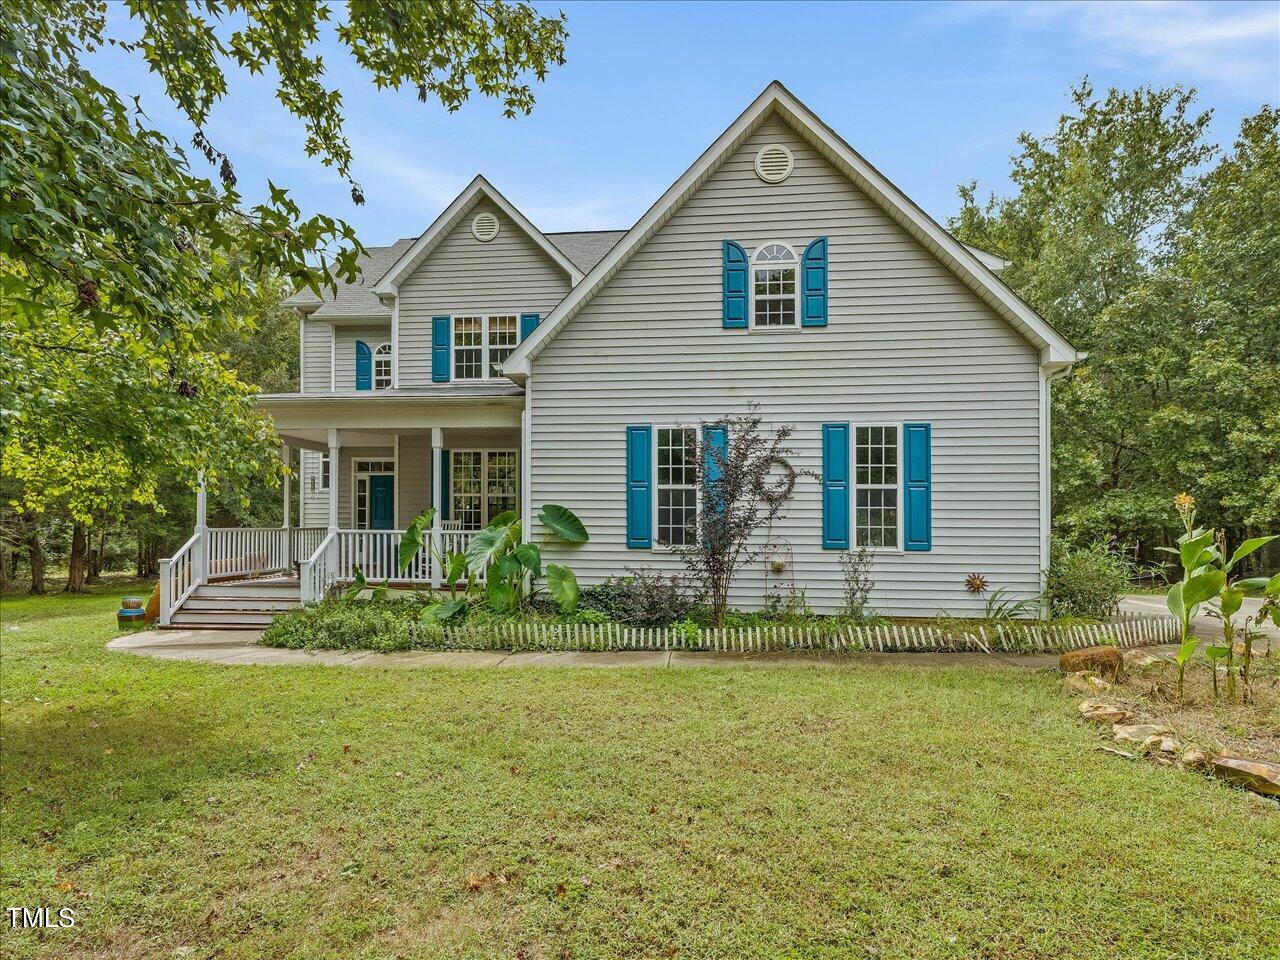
[2,587,1276,959]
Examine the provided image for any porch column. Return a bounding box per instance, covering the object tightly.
[431,427,443,587]
[328,428,342,532]
[194,470,208,584]
[281,443,293,570]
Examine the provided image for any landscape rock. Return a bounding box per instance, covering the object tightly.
[1077,700,1134,725]
[1124,650,1166,668]
[1060,646,1123,681]
[1113,723,1172,746]
[1211,756,1280,797]
[1141,735,1182,755]
[1062,673,1095,695]
[1181,748,1212,771]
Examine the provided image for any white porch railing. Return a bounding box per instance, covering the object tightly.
[331,528,478,587]
[157,531,202,626]
[290,527,328,563]
[161,525,480,618]
[299,530,339,604]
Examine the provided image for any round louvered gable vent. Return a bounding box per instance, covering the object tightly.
[754,144,794,183]
[471,212,500,242]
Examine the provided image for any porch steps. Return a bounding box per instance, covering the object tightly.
[166,577,301,630]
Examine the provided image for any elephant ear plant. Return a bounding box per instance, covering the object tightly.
[392,504,589,622]
[465,504,589,614]
[1163,494,1276,702]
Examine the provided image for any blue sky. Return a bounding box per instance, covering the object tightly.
[94,1,1279,245]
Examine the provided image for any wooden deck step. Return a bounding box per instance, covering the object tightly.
[168,611,279,629]
[182,596,300,613]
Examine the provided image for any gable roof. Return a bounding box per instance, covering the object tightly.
[282,238,416,319]
[547,230,627,273]
[373,175,583,297]
[504,81,1080,379]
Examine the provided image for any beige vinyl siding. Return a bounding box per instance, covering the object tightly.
[301,322,333,393]
[397,200,571,387]
[529,116,1042,616]
[332,325,391,391]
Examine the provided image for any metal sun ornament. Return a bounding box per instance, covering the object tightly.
[964,572,989,595]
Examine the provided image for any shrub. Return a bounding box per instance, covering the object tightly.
[1045,539,1131,619]
[579,567,698,626]
[837,547,875,619]
[262,596,419,652]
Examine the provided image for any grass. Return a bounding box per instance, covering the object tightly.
[2,586,1277,959]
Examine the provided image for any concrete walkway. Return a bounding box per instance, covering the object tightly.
[1121,594,1278,643]
[107,628,1067,670]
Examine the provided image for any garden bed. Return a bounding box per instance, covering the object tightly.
[261,593,1177,655]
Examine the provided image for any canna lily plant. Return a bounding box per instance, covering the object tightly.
[1162,494,1276,702]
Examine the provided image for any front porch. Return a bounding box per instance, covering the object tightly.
[158,392,524,626]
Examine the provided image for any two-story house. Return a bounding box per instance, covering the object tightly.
[158,82,1080,628]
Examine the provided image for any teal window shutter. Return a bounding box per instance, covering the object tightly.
[821,423,850,549]
[431,316,451,383]
[802,237,828,327]
[903,423,932,551]
[722,240,748,329]
[625,426,652,548]
[702,424,728,513]
[355,340,372,390]
[519,313,541,341]
[438,450,450,520]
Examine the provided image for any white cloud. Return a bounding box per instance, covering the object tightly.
[956,0,1280,91]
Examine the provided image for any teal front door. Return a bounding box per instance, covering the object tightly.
[369,475,395,530]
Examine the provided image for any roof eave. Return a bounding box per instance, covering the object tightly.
[506,80,1079,371]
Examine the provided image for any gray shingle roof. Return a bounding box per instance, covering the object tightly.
[282,230,626,320]
[545,230,627,274]
[281,238,416,318]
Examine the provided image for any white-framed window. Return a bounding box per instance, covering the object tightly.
[656,427,698,547]
[453,314,519,380]
[855,425,900,548]
[372,342,392,390]
[318,453,330,491]
[352,459,396,530]
[752,243,798,328]
[450,449,518,528]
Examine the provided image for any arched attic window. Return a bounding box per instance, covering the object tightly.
[373,342,392,389]
[752,243,798,327]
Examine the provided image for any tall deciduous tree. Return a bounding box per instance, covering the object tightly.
[952,81,1277,561]
[1,0,568,584]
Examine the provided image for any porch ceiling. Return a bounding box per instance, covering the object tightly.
[259,392,523,451]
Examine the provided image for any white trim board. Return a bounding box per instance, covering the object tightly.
[373,175,584,297]
[503,81,1081,379]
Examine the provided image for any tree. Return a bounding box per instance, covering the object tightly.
[1,0,568,582]
[951,81,1277,563]
[676,410,807,627]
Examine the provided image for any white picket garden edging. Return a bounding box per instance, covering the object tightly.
[410,611,1179,655]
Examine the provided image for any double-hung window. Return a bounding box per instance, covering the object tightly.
[317,453,330,491]
[453,314,519,380]
[372,342,392,389]
[656,427,697,546]
[450,450,518,528]
[855,426,899,548]
[752,243,798,327]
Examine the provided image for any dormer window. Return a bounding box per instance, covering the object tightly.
[454,314,519,380]
[752,243,797,327]
[372,342,392,389]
